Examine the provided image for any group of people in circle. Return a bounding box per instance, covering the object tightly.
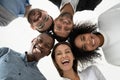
[0,0,120,80]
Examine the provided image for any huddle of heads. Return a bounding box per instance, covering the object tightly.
[27,8,73,42]
[27,9,102,72]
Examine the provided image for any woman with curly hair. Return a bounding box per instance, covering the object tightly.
[68,2,120,66]
[68,22,102,64]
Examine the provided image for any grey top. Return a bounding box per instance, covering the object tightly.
[0,47,46,80]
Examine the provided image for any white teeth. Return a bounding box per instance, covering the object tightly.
[62,59,69,63]
[35,48,41,53]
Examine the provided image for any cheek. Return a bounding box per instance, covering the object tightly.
[47,18,53,26]
[75,38,81,48]
[55,57,61,66]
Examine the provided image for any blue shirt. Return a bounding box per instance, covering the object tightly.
[0,47,46,80]
[0,0,30,17]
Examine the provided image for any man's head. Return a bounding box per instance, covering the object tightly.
[27,8,53,32]
[53,12,73,42]
[29,32,55,61]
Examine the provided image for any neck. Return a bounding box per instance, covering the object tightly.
[63,69,80,80]
[60,3,74,16]
[25,52,35,62]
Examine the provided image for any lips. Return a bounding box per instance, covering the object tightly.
[61,59,70,65]
[34,45,42,54]
[92,38,95,47]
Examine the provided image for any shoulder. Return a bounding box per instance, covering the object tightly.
[79,65,106,80]
[0,47,17,57]
[80,65,102,75]
[85,65,101,72]
[99,3,120,21]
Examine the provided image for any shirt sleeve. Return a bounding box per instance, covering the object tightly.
[60,0,79,12]
[25,0,31,6]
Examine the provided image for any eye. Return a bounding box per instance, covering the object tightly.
[44,15,49,22]
[65,50,71,54]
[44,43,51,49]
[37,37,42,43]
[55,26,61,30]
[38,23,45,29]
[56,52,62,56]
[65,28,71,32]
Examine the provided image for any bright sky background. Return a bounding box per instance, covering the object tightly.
[0,0,120,80]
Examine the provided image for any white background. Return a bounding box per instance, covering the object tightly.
[0,0,120,80]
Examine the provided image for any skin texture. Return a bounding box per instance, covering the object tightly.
[74,33,102,51]
[55,44,74,71]
[53,43,79,80]
[27,33,54,62]
[53,3,74,39]
[28,9,53,32]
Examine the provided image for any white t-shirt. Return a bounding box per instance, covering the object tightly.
[62,65,106,80]
[98,3,120,66]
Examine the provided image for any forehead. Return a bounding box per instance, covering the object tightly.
[30,9,46,18]
[38,33,53,43]
[55,44,70,50]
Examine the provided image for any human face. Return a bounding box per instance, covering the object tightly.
[74,33,101,51]
[30,9,53,32]
[31,33,54,61]
[54,44,74,71]
[54,13,73,38]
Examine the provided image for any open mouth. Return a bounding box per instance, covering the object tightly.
[34,45,42,54]
[92,38,95,47]
[61,59,70,65]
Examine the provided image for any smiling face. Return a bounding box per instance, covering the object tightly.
[54,12,73,38]
[54,44,74,71]
[74,33,101,51]
[31,33,54,61]
[28,9,53,32]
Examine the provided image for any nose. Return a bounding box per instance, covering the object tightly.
[38,43,44,49]
[62,53,66,58]
[86,39,90,45]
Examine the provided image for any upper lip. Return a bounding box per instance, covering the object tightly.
[34,45,42,53]
[61,59,70,64]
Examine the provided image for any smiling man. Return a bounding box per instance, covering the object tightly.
[0,32,55,80]
[27,9,54,33]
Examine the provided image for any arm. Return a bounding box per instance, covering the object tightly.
[60,0,79,12]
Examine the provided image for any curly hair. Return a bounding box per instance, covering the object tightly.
[68,22,101,64]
